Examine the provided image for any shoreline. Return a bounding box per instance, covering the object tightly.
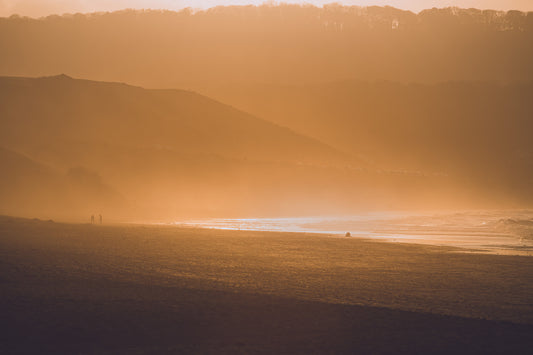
[4,213,533,256]
[162,216,533,256]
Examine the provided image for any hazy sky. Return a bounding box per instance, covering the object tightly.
[1,0,532,18]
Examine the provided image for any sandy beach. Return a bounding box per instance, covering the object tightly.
[1,215,532,354]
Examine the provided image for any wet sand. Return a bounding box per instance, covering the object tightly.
[1,216,532,354]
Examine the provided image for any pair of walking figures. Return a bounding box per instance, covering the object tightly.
[91,214,102,225]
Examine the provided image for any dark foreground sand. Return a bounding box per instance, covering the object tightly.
[1,216,532,354]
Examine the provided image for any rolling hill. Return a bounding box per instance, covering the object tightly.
[0,74,346,166]
[201,81,533,205]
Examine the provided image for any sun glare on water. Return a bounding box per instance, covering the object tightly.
[172,211,533,256]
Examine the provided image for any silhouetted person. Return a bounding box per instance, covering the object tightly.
[91,215,94,224]
[99,214,102,225]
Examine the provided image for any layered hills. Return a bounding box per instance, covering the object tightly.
[2,76,531,220]
[1,75,372,219]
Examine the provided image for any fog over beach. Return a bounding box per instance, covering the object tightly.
[1,1,532,354]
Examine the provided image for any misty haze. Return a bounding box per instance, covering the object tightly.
[1,2,532,354]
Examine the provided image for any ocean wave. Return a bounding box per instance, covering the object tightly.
[495,218,533,240]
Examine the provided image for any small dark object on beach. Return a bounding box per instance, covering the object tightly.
[345,232,351,237]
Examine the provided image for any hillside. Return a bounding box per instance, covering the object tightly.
[0,75,344,166]
[0,6,532,88]
[0,146,124,218]
[0,146,61,213]
[201,81,533,204]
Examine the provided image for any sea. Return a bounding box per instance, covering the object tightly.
[171,210,533,256]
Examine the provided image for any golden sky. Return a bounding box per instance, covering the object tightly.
[1,1,532,18]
